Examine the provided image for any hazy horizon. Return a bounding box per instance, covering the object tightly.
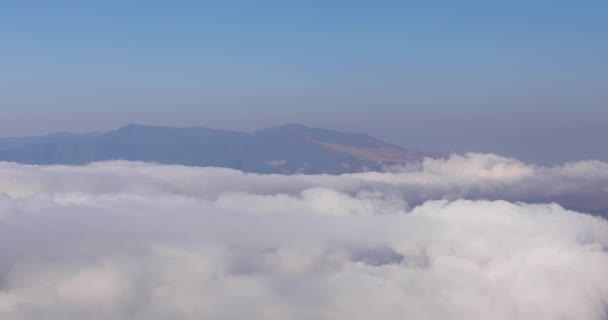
[0,119,605,165]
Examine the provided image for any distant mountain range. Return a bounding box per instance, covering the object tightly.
[0,123,440,174]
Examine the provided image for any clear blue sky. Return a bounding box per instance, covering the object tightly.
[1,0,607,163]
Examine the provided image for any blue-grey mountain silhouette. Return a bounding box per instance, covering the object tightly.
[0,123,440,174]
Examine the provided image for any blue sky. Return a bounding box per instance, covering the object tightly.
[1,0,607,163]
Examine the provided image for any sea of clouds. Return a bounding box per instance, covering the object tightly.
[0,153,607,319]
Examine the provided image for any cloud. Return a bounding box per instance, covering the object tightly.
[2,152,607,213]
[0,154,607,319]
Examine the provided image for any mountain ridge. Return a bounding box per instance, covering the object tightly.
[0,123,440,174]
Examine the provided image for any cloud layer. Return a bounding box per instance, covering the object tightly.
[0,153,607,319]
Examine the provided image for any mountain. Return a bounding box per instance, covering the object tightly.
[0,132,101,151]
[0,123,439,174]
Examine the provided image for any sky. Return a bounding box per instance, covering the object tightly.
[0,0,607,164]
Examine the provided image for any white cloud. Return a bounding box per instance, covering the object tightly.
[0,154,607,319]
[56,264,130,307]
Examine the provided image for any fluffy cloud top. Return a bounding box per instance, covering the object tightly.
[0,153,607,319]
